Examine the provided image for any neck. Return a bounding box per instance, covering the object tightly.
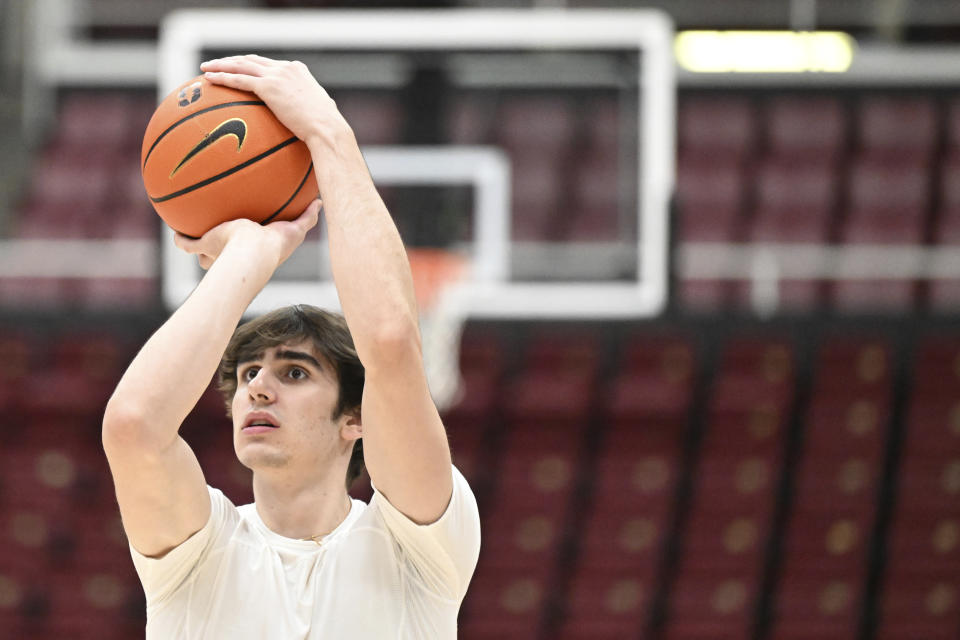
[252,468,352,541]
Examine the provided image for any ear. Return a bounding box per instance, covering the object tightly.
[339,408,362,442]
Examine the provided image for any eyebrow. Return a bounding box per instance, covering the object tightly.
[238,349,324,370]
[275,350,324,370]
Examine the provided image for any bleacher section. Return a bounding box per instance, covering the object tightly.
[2,320,959,639]
[10,89,960,312]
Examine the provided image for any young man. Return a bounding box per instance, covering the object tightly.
[102,55,480,638]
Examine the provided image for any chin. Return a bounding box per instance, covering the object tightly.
[236,445,290,470]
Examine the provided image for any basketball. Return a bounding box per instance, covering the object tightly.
[141,75,318,238]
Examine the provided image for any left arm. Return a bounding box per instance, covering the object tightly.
[202,56,452,524]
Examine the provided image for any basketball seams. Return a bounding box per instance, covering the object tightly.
[141,100,265,170]
[149,136,300,203]
[260,162,315,226]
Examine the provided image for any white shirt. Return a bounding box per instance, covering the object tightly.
[130,466,480,639]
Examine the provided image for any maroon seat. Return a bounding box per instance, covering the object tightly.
[769,572,864,639]
[510,150,566,241]
[460,567,551,640]
[577,506,667,575]
[877,562,960,639]
[520,327,602,377]
[930,155,960,309]
[690,455,780,516]
[661,337,794,638]
[676,160,745,242]
[791,454,881,515]
[606,333,695,422]
[843,156,930,240]
[579,95,620,156]
[764,96,847,161]
[802,394,890,464]
[556,565,648,640]
[814,336,892,387]
[445,95,497,144]
[679,96,757,162]
[749,160,836,243]
[832,155,928,313]
[592,428,681,522]
[495,96,576,156]
[40,568,144,640]
[566,150,621,241]
[682,508,772,575]
[662,570,758,640]
[856,95,938,159]
[780,509,873,576]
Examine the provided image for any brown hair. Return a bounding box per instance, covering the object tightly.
[217,304,365,489]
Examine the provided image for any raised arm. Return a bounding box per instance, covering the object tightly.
[202,56,453,524]
[102,205,319,557]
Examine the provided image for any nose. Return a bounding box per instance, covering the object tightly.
[247,369,276,403]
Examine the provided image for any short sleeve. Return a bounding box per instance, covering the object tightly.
[370,466,481,602]
[129,486,237,605]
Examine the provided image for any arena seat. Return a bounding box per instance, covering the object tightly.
[876,566,960,640]
[876,336,960,636]
[578,95,620,156]
[679,96,757,162]
[768,573,864,639]
[509,150,567,241]
[675,160,746,310]
[660,336,793,639]
[764,95,848,161]
[676,161,746,242]
[856,95,938,159]
[566,150,621,241]
[445,95,497,145]
[750,159,836,238]
[460,569,552,639]
[929,154,960,309]
[832,155,930,312]
[440,328,505,486]
[767,337,891,639]
[557,565,648,639]
[494,95,577,157]
[662,572,759,640]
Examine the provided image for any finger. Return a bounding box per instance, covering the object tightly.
[203,71,258,92]
[200,57,268,76]
[241,54,286,66]
[295,199,322,232]
[174,232,202,253]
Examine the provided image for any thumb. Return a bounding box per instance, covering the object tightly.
[296,199,322,233]
[174,232,203,254]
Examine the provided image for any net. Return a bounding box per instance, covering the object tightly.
[407,248,469,413]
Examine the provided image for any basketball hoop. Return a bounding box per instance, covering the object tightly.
[407,248,469,413]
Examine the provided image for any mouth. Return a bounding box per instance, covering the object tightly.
[242,413,279,433]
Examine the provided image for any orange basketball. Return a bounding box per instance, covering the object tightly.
[141,75,318,238]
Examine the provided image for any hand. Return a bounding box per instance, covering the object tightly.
[175,199,321,270]
[200,55,350,148]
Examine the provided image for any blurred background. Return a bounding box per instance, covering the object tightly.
[3,1,960,639]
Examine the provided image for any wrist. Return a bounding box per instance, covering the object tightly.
[305,117,357,159]
[223,224,284,270]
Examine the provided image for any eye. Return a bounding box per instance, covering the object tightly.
[288,367,307,380]
[242,366,260,382]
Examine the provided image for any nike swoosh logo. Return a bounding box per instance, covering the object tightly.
[170,118,247,178]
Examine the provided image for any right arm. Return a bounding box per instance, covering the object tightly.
[102,206,318,558]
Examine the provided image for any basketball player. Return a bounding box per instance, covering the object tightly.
[102,55,480,638]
